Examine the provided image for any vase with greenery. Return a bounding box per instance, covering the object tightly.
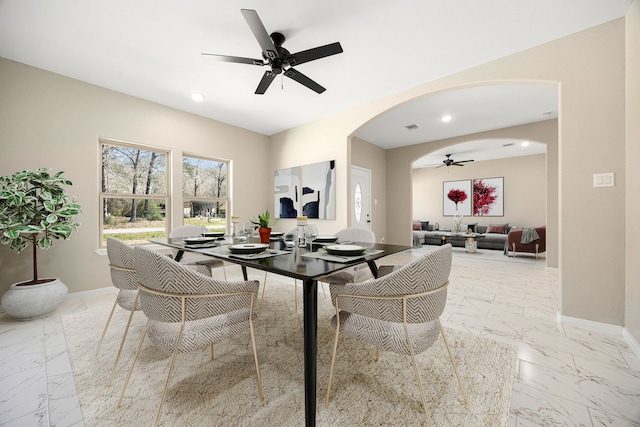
[0,168,81,319]
[250,209,276,243]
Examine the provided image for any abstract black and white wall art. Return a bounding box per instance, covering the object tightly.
[274,166,301,218]
[301,160,336,219]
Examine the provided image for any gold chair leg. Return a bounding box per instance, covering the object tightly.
[109,291,140,386]
[210,343,215,361]
[222,265,227,280]
[261,271,268,300]
[535,244,539,259]
[155,322,186,427]
[404,324,433,427]
[117,320,148,408]
[325,310,341,408]
[96,299,118,355]
[440,326,468,405]
[375,346,380,362]
[294,279,298,311]
[248,302,265,402]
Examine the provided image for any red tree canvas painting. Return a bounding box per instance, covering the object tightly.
[443,180,472,216]
[473,177,504,216]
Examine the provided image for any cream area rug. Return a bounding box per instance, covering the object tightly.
[62,274,516,426]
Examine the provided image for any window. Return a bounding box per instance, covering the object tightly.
[99,139,169,246]
[182,154,229,233]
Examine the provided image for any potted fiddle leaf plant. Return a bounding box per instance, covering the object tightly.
[0,168,81,319]
[250,209,276,244]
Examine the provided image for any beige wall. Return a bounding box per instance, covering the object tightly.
[625,1,640,341]
[350,137,387,242]
[413,153,546,231]
[0,58,270,294]
[272,20,626,326]
[0,10,635,339]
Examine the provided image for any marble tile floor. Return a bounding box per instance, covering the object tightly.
[0,245,638,426]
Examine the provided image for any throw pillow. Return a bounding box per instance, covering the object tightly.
[487,223,508,234]
[412,221,422,230]
[421,221,429,230]
[466,223,477,232]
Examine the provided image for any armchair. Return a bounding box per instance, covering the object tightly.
[325,244,467,426]
[507,226,546,258]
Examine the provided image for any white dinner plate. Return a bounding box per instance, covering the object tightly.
[314,235,339,243]
[228,243,269,254]
[324,244,366,256]
[202,232,225,238]
[270,231,284,237]
[183,236,216,244]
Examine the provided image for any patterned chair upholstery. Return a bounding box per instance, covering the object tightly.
[170,225,226,278]
[117,246,263,426]
[97,237,142,384]
[320,227,376,284]
[325,244,467,425]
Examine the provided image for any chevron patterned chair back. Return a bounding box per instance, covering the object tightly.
[97,237,143,384]
[117,245,264,426]
[170,225,226,278]
[325,244,467,426]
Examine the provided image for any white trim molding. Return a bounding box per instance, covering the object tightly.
[556,311,640,360]
[556,311,623,335]
[623,329,640,359]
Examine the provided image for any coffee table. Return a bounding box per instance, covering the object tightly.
[432,232,485,253]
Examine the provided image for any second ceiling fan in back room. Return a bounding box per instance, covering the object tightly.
[436,154,475,168]
[202,9,343,95]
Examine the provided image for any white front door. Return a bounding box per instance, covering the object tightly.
[351,166,371,229]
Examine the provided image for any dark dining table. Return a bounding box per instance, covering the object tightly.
[150,236,411,426]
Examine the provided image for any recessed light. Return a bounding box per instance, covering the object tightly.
[440,115,453,123]
[191,93,205,102]
[521,141,530,147]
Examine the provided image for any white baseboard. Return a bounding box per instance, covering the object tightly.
[623,328,640,359]
[556,312,640,360]
[67,286,113,298]
[556,312,623,335]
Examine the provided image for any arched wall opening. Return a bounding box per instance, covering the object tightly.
[348,82,559,268]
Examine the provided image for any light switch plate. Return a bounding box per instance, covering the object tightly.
[593,172,614,187]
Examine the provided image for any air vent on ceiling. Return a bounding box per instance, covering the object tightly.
[405,124,419,130]
[502,142,514,147]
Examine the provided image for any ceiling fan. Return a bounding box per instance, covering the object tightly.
[202,9,343,95]
[436,154,474,168]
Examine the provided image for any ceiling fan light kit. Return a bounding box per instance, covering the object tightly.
[202,9,343,95]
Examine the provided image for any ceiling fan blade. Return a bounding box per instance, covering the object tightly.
[453,163,465,166]
[201,53,265,66]
[287,42,343,66]
[241,9,278,60]
[284,68,326,93]
[255,70,277,94]
[455,160,475,164]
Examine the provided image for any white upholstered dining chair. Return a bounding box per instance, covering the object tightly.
[170,225,227,279]
[324,244,467,426]
[117,245,264,427]
[319,227,376,284]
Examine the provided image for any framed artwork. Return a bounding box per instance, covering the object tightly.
[301,160,336,219]
[274,166,301,218]
[473,177,504,216]
[443,180,472,216]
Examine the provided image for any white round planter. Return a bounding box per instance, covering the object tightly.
[1,278,68,320]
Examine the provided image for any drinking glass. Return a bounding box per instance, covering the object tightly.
[283,232,296,249]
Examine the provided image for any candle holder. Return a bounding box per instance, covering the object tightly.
[297,216,308,247]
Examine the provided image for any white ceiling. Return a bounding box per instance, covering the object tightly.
[0,0,631,147]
